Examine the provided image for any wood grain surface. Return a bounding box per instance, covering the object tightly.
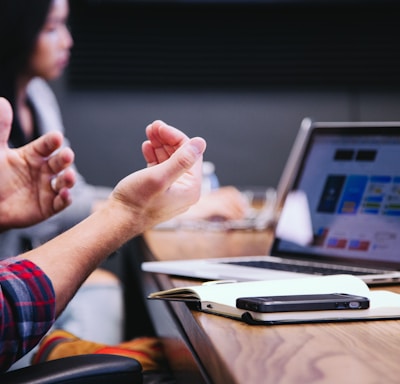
[143,229,400,384]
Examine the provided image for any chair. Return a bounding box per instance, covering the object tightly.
[0,354,142,384]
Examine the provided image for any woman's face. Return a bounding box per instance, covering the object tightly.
[27,0,73,80]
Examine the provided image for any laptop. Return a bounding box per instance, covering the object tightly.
[142,118,400,285]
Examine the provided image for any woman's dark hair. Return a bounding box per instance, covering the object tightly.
[0,0,52,145]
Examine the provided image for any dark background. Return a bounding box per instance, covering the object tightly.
[51,0,400,190]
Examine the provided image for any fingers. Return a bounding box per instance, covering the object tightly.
[47,146,75,174]
[142,140,157,166]
[50,168,76,213]
[47,146,75,201]
[141,121,207,206]
[145,120,189,147]
[143,120,190,165]
[0,97,13,148]
[45,145,75,212]
[52,187,73,213]
[51,168,76,193]
[156,136,206,187]
[30,131,65,158]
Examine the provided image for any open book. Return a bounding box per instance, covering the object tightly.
[148,275,400,324]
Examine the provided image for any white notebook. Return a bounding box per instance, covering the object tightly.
[148,275,400,325]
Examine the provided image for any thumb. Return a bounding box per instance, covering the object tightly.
[158,137,207,183]
[0,97,13,148]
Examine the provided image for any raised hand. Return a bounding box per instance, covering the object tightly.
[111,120,206,228]
[0,97,76,230]
[23,120,205,316]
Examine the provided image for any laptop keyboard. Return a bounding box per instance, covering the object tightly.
[225,260,385,276]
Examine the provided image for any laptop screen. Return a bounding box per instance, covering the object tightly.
[271,123,400,270]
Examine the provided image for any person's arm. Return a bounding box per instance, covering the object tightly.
[0,97,75,231]
[177,186,249,221]
[20,120,206,315]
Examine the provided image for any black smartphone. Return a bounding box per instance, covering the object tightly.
[236,293,370,313]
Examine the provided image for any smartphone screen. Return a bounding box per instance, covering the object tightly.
[236,293,370,313]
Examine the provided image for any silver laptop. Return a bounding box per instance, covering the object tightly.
[142,118,400,285]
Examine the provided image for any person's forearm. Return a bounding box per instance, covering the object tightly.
[19,131,206,316]
[21,201,139,315]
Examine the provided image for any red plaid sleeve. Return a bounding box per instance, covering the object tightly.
[0,258,55,372]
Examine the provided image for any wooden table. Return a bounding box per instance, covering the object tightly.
[140,229,400,384]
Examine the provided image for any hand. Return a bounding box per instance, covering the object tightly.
[110,120,206,229]
[143,125,248,221]
[23,120,205,315]
[142,119,191,166]
[179,186,250,221]
[0,97,76,230]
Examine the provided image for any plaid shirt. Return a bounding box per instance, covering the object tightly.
[0,258,55,371]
